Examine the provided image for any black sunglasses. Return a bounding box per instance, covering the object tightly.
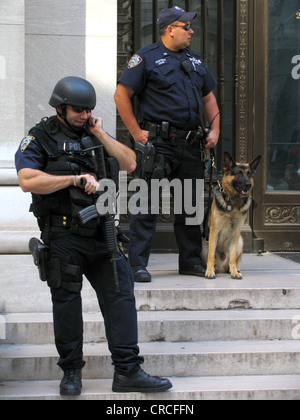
[71,105,93,113]
[171,23,192,31]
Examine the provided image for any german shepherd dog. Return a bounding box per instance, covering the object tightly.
[201,152,261,279]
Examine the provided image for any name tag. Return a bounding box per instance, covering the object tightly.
[63,141,82,153]
[189,57,202,66]
[155,58,168,67]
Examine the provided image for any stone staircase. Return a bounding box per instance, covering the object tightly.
[1,253,300,400]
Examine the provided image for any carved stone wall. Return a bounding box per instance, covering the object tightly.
[265,206,300,225]
[0,0,118,253]
[235,0,249,163]
[116,0,134,149]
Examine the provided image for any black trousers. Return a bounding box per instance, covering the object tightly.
[128,136,205,270]
[48,226,144,374]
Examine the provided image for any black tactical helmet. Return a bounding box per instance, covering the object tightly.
[49,76,96,109]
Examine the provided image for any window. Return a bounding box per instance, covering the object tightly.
[267,0,300,191]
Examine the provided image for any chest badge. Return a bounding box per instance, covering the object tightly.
[155,58,168,67]
[128,54,143,69]
[20,136,35,153]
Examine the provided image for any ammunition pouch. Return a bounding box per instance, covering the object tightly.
[47,259,82,292]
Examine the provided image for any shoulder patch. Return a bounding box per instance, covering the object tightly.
[128,54,143,69]
[20,136,35,153]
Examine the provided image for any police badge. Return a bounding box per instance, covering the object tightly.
[128,54,143,69]
[20,136,35,153]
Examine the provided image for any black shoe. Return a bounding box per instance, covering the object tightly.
[132,266,152,283]
[112,368,173,393]
[60,369,82,396]
[179,263,206,277]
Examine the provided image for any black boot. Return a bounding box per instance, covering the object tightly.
[179,263,206,277]
[132,266,152,283]
[60,369,82,396]
[112,368,172,393]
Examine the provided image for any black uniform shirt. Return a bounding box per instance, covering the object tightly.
[15,133,46,172]
[118,39,217,130]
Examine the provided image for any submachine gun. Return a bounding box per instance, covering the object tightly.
[77,142,121,293]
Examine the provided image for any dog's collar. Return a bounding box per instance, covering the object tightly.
[214,188,233,212]
[214,187,252,213]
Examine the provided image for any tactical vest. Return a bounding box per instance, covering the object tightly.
[29,116,119,237]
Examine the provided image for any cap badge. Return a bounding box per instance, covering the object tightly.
[174,6,185,12]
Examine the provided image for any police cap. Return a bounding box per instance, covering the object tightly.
[157,6,197,29]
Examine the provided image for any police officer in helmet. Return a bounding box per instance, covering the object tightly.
[15,76,172,396]
[114,6,220,282]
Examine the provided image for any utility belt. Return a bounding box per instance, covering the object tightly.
[137,120,208,179]
[37,202,111,247]
[140,120,206,145]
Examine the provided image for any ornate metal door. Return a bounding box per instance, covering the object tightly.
[252,0,300,251]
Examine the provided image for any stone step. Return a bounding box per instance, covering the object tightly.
[1,254,300,313]
[1,340,300,381]
[1,375,300,400]
[2,309,300,345]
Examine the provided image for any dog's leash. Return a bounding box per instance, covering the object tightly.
[203,149,215,242]
[203,148,230,242]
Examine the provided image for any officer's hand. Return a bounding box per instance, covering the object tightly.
[88,115,103,132]
[205,130,219,149]
[77,174,99,195]
[133,129,149,144]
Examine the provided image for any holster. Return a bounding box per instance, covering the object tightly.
[29,237,82,292]
[29,237,49,282]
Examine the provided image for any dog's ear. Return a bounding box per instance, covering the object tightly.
[250,155,261,172]
[224,152,236,171]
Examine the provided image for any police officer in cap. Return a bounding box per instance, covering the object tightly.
[114,6,220,282]
[15,76,172,396]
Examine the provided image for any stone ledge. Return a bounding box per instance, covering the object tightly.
[0,230,40,254]
[0,168,19,185]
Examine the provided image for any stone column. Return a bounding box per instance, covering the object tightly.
[0,0,117,253]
